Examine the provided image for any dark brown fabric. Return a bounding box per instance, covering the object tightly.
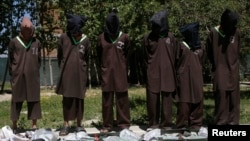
[142,32,177,93]
[214,88,240,125]
[56,33,90,99]
[176,102,203,129]
[11,101,42,120]
[102,91,130,129]
[175,43,205,103]
[146,90,173,128]
[97,31,131,130]
[206,27,240,125]
[96,32,130,92]
[175,41,204,129]
[206,28,240,91]
[62,97,84,121]
[8,38,41,102]
[142,32,176,129]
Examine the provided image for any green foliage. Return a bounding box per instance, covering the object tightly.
[0,0,36,52]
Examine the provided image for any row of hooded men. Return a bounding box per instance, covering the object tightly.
[7,8,240,136]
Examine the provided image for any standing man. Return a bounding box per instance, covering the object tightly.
[176,22,205,130]
[206,9,240,125]
[142,10,177,130]
[96,11,131,133]
[8,16,42,132]
[55,13,90,136]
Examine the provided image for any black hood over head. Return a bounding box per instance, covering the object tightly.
[150,10,169,36]
[66,13,87,35]
[105,12,120,36]
[220,9,239,35]
[179,22,201,50]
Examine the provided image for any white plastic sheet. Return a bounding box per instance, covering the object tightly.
[0,126,29,141]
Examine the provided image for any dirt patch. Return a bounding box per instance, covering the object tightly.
[0,93,11,102]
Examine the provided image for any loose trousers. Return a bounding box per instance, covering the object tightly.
[11,101,42,121]
[176,101,203,129]
[214,87,240,125]
[146,90,173,129]
[102,91,130,130]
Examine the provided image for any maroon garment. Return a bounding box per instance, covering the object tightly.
[11,101,42,120]
[96,31,131,130]
[175,42,205,129]
[176,102,203,129]
[8,37,41,102]
[175,42,205,103]
[56,33,90,99]
[214,88,240,125]
[62,97,84,121]
[146,91,173,128]
[142,32,177,93]
[206,27,240,91]
[206,26,240,125]
[96,32,130,92]
[102,91,130,130]
[142,32,177,129]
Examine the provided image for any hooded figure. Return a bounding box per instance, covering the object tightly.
[8,15,42,132]
[20,16,35,42]
[176,22,205,130]
[66,13,87,35]
[104,12,120,37]
[220,9,240,36]
[206,9,241,125]
[96,12,131,133]
[179,22,201,51]
[149,10,169,37]
[142,9,177,130]
[56,13,91,136]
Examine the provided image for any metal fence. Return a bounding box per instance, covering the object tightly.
[0,57,60,86]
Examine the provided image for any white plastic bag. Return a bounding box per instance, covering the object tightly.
[63,131,94,141]
[198,127,208,137]
[31,128,57,141]
[1,125,29,141]
[119,129,142,141]
[143,128,161,141]
[102,136,127,141]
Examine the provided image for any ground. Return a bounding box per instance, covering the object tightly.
[0,92,11,102]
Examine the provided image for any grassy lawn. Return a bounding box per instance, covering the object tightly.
[0,85,250,129]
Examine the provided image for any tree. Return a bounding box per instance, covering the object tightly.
[1,0,249,86]
[0,0,36,53]
[48,0,250,84]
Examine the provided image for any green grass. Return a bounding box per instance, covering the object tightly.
[0,85,250,130]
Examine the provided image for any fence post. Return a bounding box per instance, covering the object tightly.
[0,59,8,93]
[49,56,54,88]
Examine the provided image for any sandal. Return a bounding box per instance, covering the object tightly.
[75,126,86,132]
[13,128,18,134]
[59,126,70,136]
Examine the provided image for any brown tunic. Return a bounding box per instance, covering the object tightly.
[96,32,130,92]
[206,28,240,91]
[142,32,177,93]
[56,33,90,99]
[8,37,41,102]
[176,42,205,103]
